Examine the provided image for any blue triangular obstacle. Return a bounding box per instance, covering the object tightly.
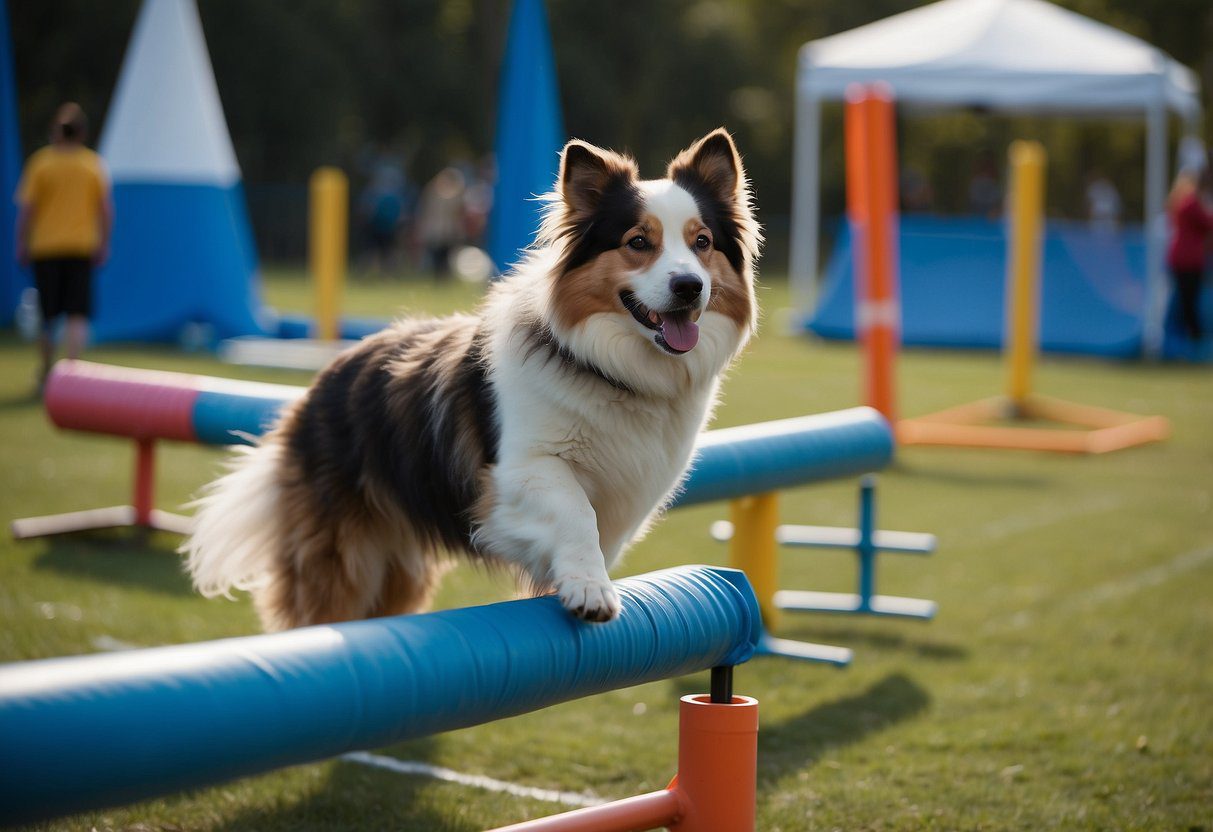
[487,0,565,275]
[96,0,264,343]
[0,0,26,326]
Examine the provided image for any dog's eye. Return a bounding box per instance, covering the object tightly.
[695,234,711,251]
[627,235,649,251]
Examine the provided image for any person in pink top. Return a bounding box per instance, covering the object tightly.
[1166,164,1213,344]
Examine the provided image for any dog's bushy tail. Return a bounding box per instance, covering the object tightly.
[181,441,284,599]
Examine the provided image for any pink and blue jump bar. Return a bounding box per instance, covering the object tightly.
[10,362,307,538]
[16,359,893,539]
[44,360,304,448]
[39,359,894,500]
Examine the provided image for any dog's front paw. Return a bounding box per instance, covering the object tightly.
[555,575,620,622]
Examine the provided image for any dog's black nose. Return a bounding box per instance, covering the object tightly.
[669,274,703,302]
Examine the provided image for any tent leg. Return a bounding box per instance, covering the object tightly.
[790,86,821,327]
[1142,99,1168,359]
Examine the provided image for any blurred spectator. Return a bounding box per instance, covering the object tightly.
[1165,160,1213,345]
[417,167,466,277]
[358,152,411,274]
[968,152,1001,220]
[1084,170,1121,233]
[1177,136,1207,178]
[461,154,495,247]
[14,103,112,392]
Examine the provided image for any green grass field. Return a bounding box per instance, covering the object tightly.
[1,270,1211,830]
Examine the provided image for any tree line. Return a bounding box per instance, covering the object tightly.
[11,0,1212,266]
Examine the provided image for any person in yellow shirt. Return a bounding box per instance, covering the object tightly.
[14,103,113,390]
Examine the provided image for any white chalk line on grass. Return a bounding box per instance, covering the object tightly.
[985,543,1213,632]
[341,751,604,808]
[89,636,605,809]
[971,494,1126,543]
[1072,543,1213,609]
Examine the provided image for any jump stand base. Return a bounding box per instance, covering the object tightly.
[492,790,680,832]
[492,692,759,832]
[756,631,853,665]
[10,437,193,541]
[774,523,935,554]
[898,394,1171,454]
[775,590,937,620]
[11,505,193,540]
[219,336,357,371]
[717,477,938,628]
[719,493,854,667]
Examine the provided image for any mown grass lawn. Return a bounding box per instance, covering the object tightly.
[1,269,1211,830]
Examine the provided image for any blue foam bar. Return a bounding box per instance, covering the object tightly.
[672,408,894,508]
[184,379,892,506]
[191,384,301,446]
[0,565,759,826]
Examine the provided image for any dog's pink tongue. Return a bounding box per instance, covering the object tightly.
[661,316,699,352]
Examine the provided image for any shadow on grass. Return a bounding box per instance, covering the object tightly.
[31,531,195,596]
[758,672,930,778]
[0,389,41,410]
[211,737,479,832]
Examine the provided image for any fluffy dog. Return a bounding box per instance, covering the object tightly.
[183,129,760,630]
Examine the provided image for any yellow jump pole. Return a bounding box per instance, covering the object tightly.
[728,493,780,631]
[309,167,349,341]
[1004,141,1046,414]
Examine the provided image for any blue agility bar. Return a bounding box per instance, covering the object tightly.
[673,407,894,508]
[0,565,760,826]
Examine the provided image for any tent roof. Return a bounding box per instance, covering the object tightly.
[100,0,240,186]
[798,0,1201,119]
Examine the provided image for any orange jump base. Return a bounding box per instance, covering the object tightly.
[897,394,1170,454]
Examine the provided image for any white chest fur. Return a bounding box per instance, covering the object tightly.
[481,331,721,572]
[535,382,716,565]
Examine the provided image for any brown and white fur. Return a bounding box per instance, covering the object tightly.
[182,129,761,630]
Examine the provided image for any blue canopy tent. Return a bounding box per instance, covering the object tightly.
[486,0,565,276]
[811,216,1152,357]
[95,0,264,343]
[789,0,1204,359]
[810,216,1213,359]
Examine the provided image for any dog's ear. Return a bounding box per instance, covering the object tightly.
[667,128,745,207]
[668,128,761,273]
[559,139,637,218]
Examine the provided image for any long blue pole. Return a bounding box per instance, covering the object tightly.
[674,409,894,508]
[0,565,760,826]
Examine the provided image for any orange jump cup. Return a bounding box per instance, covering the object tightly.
[669,694,759,832]
[491,694,759,832]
